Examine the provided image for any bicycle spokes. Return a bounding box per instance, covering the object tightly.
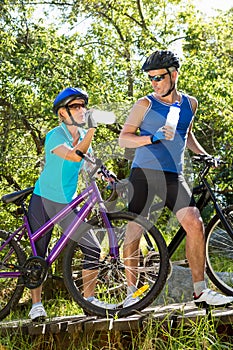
[63,212,169,317]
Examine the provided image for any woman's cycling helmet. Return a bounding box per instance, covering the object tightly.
[53,87,89,115]
[142,50,180,71]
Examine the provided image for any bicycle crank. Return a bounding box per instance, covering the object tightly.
[22,256,48,289]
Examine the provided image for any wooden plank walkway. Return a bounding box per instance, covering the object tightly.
[0,302,232,348]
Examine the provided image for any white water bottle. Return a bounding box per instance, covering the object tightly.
[165,101,180,140]
[91,109,116,125]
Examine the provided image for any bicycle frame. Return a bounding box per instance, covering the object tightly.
[166,184,211,257]
[0,179,119,280]
[201,169,233,237]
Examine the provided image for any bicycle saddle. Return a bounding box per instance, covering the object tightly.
[1,187,34,205]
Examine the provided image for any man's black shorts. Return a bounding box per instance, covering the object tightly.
[128,168,196,216]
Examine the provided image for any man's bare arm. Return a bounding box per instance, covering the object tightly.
[119,98,152,148]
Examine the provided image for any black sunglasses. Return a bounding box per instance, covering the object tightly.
[67,103,86,109]
[148,72,169,82]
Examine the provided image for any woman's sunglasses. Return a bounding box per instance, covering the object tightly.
[67,103,86,110]
[148,72,169,82]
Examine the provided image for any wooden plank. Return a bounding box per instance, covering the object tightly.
[0,315,88,336]
[144,302,233,329]
[0,319,31,336]
[0,302,233,337]
[27,315,94,335]
[67,316,97,334]
[84,314,144,334]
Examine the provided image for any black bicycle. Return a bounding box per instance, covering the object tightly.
[147,154,232,296]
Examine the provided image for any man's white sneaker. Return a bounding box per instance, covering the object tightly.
[123,293,140,308]
[87,296,117,309]
[194,288,233,307]
[29,304,47,322]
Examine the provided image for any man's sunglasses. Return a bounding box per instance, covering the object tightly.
[148,72,169,82]
[67,103,86,109]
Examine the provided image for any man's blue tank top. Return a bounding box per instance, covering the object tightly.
[132,93,194,174]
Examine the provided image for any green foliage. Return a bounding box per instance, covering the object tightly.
[180,9,233,201]
[0,1,232,229]
[0,6,232,349]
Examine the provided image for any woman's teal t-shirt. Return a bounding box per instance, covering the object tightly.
[34,123,88,204]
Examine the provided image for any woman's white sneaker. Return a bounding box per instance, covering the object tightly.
[29,304,47,322]
[123,293,140,308]
[87,296,117,309]
[194,288,233,307]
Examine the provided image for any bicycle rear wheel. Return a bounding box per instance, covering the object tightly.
[63,211,169,318]
[0,230,26,320]
[205,205,233,295]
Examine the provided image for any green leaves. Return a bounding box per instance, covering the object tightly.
[0,0,232,211]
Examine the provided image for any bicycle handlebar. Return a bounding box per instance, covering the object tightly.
[192,154,226,182]
[84,154,225,202]
[192,154,224,168]
[84,155,118,183]
[82,152,127,204]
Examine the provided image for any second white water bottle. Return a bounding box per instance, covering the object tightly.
[91,109,116,124]
[165,101,180,140]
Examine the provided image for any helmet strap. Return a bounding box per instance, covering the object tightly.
[161,69,175,97]
[64,107,85,127]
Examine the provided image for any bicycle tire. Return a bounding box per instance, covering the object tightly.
[63,211,169,318]
[205,205,233,296]
[0,230,26,320]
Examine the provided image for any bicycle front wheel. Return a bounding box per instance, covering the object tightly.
[63,211,169,318]
[0,230,26,320]
[206,205,233,295]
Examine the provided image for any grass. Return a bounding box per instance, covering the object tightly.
[0,296,232,350]
[0,300,233,350]
[3,294,83,322]
[0,205,232,349]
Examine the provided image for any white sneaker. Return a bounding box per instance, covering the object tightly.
[29,304,47,322]
[194,288,233,307]
[123,293,140,308]
[87,297,117,309]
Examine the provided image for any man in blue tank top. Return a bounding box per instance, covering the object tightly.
[119,50,233,308]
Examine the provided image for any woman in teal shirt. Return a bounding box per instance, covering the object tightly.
[28,87,104,321]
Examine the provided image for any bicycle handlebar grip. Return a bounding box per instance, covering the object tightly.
[192,154,223,167]
[192,154,210,162]
[75,149,85,158]
[75,150,102,167]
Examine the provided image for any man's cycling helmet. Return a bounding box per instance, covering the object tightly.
[53,87,88,115]
[142,50,180,72]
